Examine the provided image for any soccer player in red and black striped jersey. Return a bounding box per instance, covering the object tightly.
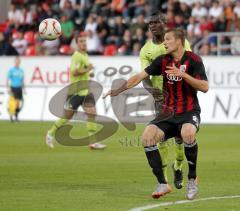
[103,28,209,200]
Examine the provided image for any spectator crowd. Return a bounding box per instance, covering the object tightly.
[1,0,240,56]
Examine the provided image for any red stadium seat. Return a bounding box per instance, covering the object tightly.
[0,21,8,32]
[59,44,71,55]
[24,31,35,44]
[103,44,117,56]
[13,0,24,3]
[25,45,36,56]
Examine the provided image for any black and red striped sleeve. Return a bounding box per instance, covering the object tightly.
[144,56,163,76]
[190,55,208,81]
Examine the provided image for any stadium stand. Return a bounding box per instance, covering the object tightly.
[0,0,240,56]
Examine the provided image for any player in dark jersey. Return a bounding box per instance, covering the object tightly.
[140,11,192,189]
[103,28,209,200]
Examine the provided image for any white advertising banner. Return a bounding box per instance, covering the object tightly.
[0,56,240,124]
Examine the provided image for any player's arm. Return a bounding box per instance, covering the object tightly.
[103,71,149,98]
[22,73,26,94]
[6,78,10,89]
[166,63,209,93]
[71,53,93,76]
[72,64,93,76]
[104,56,162,98]
[182,73,208,93]
[139,47,154,88]
[6,79,10,93]
[6,70,12,94]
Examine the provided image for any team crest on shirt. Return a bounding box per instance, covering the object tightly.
[166,65,186,84]
[180,65,186,73]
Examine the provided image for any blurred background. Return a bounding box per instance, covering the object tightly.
[1,0,240,56]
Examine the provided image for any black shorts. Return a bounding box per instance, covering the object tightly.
[65,93,95,110]
[150,110,201,140]
[11,87,23,100]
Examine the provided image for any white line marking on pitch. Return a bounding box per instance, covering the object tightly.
[129,195,240,211]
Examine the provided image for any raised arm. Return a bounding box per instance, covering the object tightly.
[104,55,163,98]
[103,70,149,98]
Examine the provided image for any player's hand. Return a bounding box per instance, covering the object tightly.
[87,64,93,70]
[7,88,11,95]
[166,63,183,77]
[89,70,94,77]
[102,89,119,99]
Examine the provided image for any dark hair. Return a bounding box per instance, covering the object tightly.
[150,11,166,24]
[165,28,185,46]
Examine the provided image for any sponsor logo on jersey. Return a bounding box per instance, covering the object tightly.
[166,65,186,84]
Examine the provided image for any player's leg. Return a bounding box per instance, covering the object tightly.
[181,122,198,200]
[154,99,171,183]
[83,102,97,137]
[174,137,184,170]
[158,141,169,182]
[15,99,20,121]
[46,95,77,148]
[14,87,24,121]
[8,95,17,122]
[172,137,184,189]
[9,87,20,121]
[46,109,74,148]
[142,124,172,198]
[83,94,106,149]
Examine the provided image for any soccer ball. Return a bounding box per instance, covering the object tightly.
[39,18,61,40]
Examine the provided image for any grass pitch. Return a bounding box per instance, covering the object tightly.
[0,121,240,211]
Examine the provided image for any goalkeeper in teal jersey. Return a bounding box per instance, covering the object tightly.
[46,34,106,150]
[139,11,191,189]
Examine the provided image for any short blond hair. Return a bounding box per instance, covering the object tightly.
[165,28,185,46]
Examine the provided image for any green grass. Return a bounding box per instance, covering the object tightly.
[0,121,240,211]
